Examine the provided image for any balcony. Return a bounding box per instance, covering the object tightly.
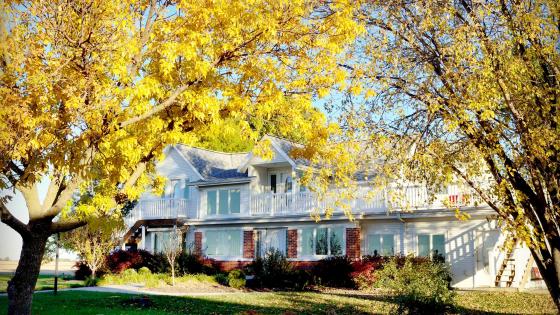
[125,185,485,225]
[249,185,484,217]
[124,199,190,227]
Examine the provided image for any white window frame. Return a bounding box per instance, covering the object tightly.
[298,225,346,260]
[366,233,396,256]
[202,228,245,261]
[416,233,446,259]
[206,188,241,216]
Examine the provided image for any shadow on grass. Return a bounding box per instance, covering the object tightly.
[0,290,379,315]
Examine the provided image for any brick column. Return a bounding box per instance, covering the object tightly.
[346,228,361,259]
[194,231,202,256]
[287,229,298,258]
[243,230,255,259]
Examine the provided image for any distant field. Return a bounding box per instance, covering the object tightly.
[0,274,84,293]
[0,260,76,275]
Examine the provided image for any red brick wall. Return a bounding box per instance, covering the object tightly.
[346,228,361,259]
[243,230,255,259]
[194,231,202,256]
[287,229,298,258]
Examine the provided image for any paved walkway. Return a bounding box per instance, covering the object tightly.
[1,285,249,297]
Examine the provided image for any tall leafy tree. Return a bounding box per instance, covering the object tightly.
[0,1,361,313]
[323,0,559,309]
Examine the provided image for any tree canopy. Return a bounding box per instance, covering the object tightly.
[310,0,559,309]
[0,1,362,313]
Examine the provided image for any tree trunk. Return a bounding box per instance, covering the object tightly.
[532,239,560,312]
[7,232,48,315]
[171,264,175,286]
[91,267,96,279]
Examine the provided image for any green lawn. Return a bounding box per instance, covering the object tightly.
[0,290,556,314]
[0,274,84,293]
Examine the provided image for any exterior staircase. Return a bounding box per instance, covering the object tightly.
[495,238,517,287]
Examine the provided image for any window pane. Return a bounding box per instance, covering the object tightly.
[206,230,241,256]
[263,229,286,254]
[301,228,314,256]
[173,181,182,199]
[418,234,430,257]
[432,234,445,259]
[367,235,381,256]
[207,190,217,215]
[228,230,241,256]
[230,190,241,214]
[329,227,344,256]
[219,190,229,214]
[381,234,394,256]
[316,228,328,255]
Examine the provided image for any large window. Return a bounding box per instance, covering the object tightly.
[153,231,170,253]
[205,230,241,257]
[207,189,241,215]
[301,226,344,256]
[366,234,395,256]
[418,234,445,260]
[256,229,287,257]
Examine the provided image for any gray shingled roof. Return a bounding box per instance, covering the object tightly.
[174,145,248,181]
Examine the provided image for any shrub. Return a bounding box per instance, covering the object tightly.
[138,250,169,274]
[74,261,92,280]
[351,256,387,290]
[245,249,309,290]
[122,268,137,277]
[138,267,152,275]
[227,269,246,289]
[105,250,143,273]
[374,256,455,314]
[176,252,204,275]
[214,273,228,286]
[84,276,100,287]
[312,256,354,288]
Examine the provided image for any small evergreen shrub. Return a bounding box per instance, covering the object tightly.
[312,256,354,288]
[138,250,169,274]
[84,276,100,287]
[74,261,92,280]
[374,256,455,314]
[176,251,204,275]
[245,249,309,290]
[214,273,228,286]
[227,269,246,289]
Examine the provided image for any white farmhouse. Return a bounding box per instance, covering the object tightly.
[123,135,545,289]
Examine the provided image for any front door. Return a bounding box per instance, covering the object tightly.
[475,230,500,287]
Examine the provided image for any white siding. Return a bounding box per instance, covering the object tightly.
[361,221,405,255]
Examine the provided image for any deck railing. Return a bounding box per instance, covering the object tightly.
[125,198,189,227]
[125,186,485,224]
[249,185,483,217]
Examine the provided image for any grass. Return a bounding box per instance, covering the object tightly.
[0,290,556,314]
[0,274,85,293]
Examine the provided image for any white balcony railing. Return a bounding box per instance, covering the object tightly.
[249,185,484,217]
[125,186,485,225]
[125,198,189,227]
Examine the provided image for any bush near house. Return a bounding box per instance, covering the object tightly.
[105,249,168,274]
[227,270,246,289]
[245,249,311,290]
[312,256,355,288]
[374,256,455,314]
